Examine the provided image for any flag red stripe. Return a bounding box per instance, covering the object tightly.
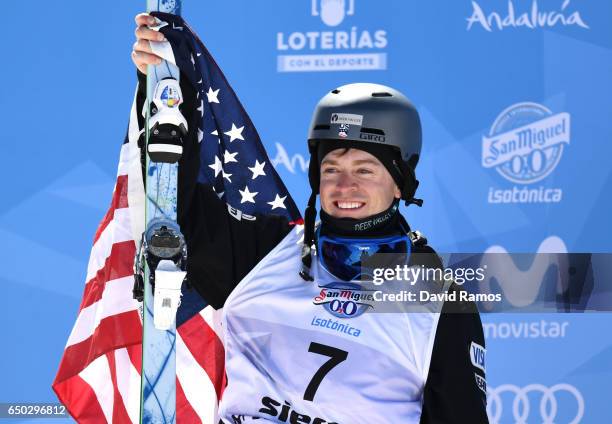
[94,175,129,243]
[178,313,226,400]
[79,241,136,311]
[289,218,304,226]
[53,374,108,424]
[127,343,142,375]
[55,311,142,384]
[176,378,201,424]
[107,352,133,424]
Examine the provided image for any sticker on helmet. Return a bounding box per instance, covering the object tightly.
[338,124,349,138]
[331,113,363,126]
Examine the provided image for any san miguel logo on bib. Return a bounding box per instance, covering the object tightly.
[277,0,388,72]
[482,102,570,204]
[313,282,374,318]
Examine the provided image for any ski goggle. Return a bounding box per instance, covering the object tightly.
[316,230,411,281]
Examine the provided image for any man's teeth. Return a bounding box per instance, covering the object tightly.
[337,202,363,209]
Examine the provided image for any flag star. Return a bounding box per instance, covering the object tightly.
[224,123,245,142]
[197,99,204,114]
[224,150,238,164]
[197,128,203,143]
[206,87,220,103]
[222,169,232,183]
[197,78,202,84]
[197,52,202,57]
[190,54,195,66]
[248,159,266,179]
[239,186,258,204]
[208,155,222,177]
[268,194,287,210]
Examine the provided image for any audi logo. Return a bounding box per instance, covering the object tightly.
[487,383,584,424]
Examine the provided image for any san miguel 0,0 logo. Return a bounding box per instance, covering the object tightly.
[313,283,374,318]
[276,0,388,72]
[482,102,570,204]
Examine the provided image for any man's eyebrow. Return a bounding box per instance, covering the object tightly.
[321,158,381,166]
[321,158,339,166]
[353,159,382,166]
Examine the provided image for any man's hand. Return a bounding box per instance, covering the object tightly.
[132,13,167,74]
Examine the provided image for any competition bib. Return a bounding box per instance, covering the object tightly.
[219,227,445,423]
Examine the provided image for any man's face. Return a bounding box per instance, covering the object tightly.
[319,148,401,219]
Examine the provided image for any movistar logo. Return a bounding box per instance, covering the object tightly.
[479,236,569,309]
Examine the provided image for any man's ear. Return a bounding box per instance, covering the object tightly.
[394,184,402,199]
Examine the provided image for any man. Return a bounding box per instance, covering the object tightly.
[133,13,488,423]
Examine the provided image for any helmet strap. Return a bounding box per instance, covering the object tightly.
[396,159,423,207]
[300,191,318,281]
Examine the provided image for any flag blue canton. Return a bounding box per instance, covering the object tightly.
[157,12,302,223]
[152,13,302,326]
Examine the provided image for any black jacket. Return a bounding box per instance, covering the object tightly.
[136,71,488,423]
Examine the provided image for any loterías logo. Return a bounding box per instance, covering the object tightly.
[312,0,355,27]
[466,0,589,31]
[276,0,388,72]
[482,102,570,204]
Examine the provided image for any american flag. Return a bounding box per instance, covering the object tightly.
[53,12,301,423]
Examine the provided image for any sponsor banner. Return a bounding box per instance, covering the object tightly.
[487,383,584,424]
[483,320,569,339]
[276,0,389,72]
[270,143,309,175]
[482,113,570,169]
[466,0,590,32]
[277,53,387,72]
[482,102,570,203]
[487,186,562,204]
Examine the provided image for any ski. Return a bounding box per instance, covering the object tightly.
[133,1,186,423]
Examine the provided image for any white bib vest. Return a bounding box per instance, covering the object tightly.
[219,227,445,423]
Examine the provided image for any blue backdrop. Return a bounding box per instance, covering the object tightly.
[2,1,610,423]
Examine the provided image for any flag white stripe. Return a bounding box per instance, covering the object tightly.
[67,276,139,346]
[115,348,141,424]
[201,306,224,345]
[117,142,131,178]
[79,355,114,424]
[86,208,133,282]
[176,333,219,423]
[127,92,146,244]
